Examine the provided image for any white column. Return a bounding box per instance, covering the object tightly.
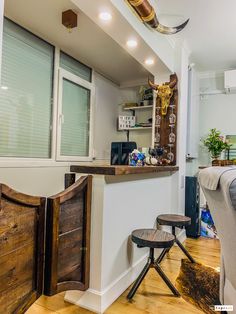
[173,43,190,213]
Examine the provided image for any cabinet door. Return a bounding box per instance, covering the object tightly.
[44,175,92,295]
[0,184,45,314]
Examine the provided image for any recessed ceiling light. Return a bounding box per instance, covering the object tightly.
[99,12,112,21]
[126,39,138,48]
[1,86,8,90]
[145,58,154,66]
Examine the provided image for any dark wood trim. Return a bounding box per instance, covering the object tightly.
[70,165,179,176]
[49,176,89,202]
[44,198,60,296]
[1,184,42,206]
[44,175,92,296]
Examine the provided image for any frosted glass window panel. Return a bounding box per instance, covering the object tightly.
[61,79,90,157]
[0,19,53,158]
[60,52,92,82]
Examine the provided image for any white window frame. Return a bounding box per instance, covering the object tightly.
[56,68,94,162]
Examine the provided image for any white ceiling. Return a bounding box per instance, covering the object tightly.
[4,0,155,85]
[155,0,236,71]
[5,0,234,77]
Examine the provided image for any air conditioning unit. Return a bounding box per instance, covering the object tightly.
[224,70,236,93]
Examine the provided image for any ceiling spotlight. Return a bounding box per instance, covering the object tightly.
[126,39,138,48]
[99,12,112,21]
[145,58,154,66]
[1,86,8,90]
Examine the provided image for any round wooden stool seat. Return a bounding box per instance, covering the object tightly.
[157,214,191,227]
[131,229,175,249]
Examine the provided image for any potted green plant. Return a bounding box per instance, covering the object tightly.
[203,128,231,161]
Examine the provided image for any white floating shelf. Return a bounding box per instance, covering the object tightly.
[123,105,153,111]
[118,127,152,131]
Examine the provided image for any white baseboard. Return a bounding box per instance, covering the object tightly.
[65,254,148,314]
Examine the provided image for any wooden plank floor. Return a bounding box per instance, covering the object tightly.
[27,237,220,314]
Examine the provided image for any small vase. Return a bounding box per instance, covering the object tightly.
[211,155,221,166]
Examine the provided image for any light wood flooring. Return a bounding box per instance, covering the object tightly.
[27,237,220,314]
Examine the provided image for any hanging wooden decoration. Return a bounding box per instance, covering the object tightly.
[149,74,178,165]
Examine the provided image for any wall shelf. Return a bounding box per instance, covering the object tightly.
[123,105,153,111]
[118,127,152,131]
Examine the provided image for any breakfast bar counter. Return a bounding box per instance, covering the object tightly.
[65,164,179,313]
[70,165,179,176]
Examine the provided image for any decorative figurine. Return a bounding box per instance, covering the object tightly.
[129,149,146,167]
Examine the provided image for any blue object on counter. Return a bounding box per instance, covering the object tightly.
[129,150,146,167]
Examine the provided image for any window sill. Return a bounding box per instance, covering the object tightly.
[0,159,92,168]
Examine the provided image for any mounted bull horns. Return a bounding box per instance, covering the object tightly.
[149,74,178,116]
[126,0,189,35]
[169,75,178,89]
[148,78,158,90]
[148,75,178,90]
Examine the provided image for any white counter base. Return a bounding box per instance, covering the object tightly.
[65,173,185,314]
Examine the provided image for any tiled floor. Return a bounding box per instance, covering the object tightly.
[27,237,220,314]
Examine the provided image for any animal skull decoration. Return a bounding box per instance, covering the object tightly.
[126,0,189,35]
[149,75,178,116]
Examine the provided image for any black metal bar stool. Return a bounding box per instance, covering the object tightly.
[127,229,180,300]
[156,214,196,264]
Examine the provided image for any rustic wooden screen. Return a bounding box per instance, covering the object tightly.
[44,175,92,296]
[0,184,45,314]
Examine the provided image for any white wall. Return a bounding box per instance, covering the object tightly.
[93,73,124,160]
[185,72,236,170]
[93,72,154,160]
[0,166,68,196]
[198,74,236,165]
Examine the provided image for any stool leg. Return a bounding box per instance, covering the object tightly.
[155,248,168,264]
[127,251,152,300]
[154,263,180,297]
[172,226,196,263]
[175,238,196,263]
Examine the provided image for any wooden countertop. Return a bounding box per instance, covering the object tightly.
[70,165,179,176]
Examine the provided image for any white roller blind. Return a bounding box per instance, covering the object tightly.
[60,52,91,82]
[0,19,54,158]
[60,78,90,157]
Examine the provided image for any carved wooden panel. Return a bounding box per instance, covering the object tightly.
[0,184,45,314]
[44,175,92,296]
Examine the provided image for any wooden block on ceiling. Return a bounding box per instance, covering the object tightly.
[62,9,77,29]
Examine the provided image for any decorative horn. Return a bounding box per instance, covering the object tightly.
[169,74,178,89]
[148,78,159,90]
[126,0,189,35]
